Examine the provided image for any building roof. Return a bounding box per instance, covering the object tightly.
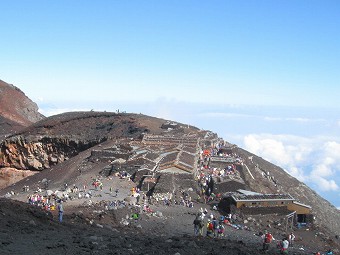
[292,201,312,209]
[232,193,295,202]
[144,152,160,161]
[158,149,196,173]
[210,156,238,163]
[159,151,179,166]
[237,189,262,196]
[142,134,199,146]
[182,146,197,154]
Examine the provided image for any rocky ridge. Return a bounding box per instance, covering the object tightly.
[0,80,44,127]
[0,111,168,170]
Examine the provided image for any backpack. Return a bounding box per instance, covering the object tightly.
[212,220,218,229]
[265,233,272,243]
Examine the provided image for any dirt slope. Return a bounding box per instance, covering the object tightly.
[0,80,44,126]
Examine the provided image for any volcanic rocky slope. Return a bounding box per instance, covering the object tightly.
[0,111,196,170]
[0,80,44,140]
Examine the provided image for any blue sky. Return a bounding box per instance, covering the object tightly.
[1,1,339,208]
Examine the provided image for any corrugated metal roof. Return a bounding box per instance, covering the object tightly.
[237,189,262,196]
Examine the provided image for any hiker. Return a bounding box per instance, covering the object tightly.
[262,230,273,252]
[212,217,218,237]
[57,200,64,223]
[280,238,289,254]
[227,213,232,223]
[206,219,214,237]
[288,232,295,247]
[217,222,225,238]
[193,216,201,236]
[326,249,333,255]
[198,218,204,236]
[136,192,141,204]
[132,212,139,223]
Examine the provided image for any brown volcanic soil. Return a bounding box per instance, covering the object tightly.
[0,80,44,127]
[0,196,259,255]
[0,194,333,255]
[0,115,25,140]
[0,168,37,189]
[0,80,44,141]
[18,111,183,139]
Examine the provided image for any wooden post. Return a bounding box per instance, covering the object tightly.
[286,211,296,232]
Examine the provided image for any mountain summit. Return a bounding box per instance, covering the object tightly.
[0,80,339,254]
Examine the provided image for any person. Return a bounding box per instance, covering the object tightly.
[212,217,218,237]
[326,249,333,255]
[217,222,225,238]
[57,200,64,223]
[132,212,139,223]
[288,232,295,247]
[193,216,200,236]
[198,217,204,237]
[136,192,140,204]
[206,219,214,237]
[280,238,289,254]
[262,230,273,252]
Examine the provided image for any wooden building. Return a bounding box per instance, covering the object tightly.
[220,190,312,223]
[231,193,295,208]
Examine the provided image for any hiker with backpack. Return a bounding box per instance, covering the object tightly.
[217,222,225,238]
[206,219,214,237]
[288,232,295,247]
[212,217,218,237]
[262,230,273,252]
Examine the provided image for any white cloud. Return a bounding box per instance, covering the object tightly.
[199,112,256,119]
[201,112,325,123]
[286,166,306,182]
[311,177,339,192]
[285,117,320,122]
[263,116,282,121]
[264,117,325,123]
[324,141,340,160]
[39,108,92,117]
[244,134,312,165]
[311,141,340,180]
[242,134,340,193]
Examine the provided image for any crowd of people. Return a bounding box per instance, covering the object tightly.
[193,210,230,239]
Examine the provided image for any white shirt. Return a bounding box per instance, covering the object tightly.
[282,240,289,249]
